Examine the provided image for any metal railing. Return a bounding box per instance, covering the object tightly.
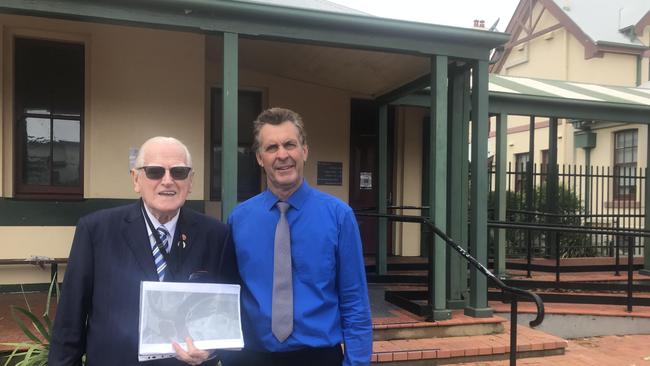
[488,163,647,258]
[494,209,645,258]
[489,219,650,312]
[357,211,544,366]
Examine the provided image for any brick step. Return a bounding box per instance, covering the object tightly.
[371,324,567,365]
[373,310,505,341]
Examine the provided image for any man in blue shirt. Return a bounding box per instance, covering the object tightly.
[228,107,372,365]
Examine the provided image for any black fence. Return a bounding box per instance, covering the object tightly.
[488,163,646,258]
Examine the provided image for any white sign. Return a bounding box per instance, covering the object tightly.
[360,172,372,190]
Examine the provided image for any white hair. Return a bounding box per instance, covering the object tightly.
[134,136,192,168]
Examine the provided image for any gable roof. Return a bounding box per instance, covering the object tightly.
[492,0,650,72]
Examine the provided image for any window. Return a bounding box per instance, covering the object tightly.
[514,152,529,193]
[14,38,84,199]
[540,149,548,186]
[613,129,637,200]
[210,89,263,201]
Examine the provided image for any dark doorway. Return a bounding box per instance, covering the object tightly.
[210,88,262,202]
[348,99,394,255]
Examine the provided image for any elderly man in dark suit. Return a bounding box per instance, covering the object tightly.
[48,136,236,366]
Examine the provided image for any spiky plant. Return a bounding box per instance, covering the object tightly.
[1,278,58,366]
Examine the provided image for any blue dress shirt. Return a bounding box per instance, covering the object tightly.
[228,181,372,365]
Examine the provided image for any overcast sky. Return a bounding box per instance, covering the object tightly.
[328,0,520,31]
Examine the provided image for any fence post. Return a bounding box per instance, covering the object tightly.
[526,226,532,278]
[555,233,561,286]
[510,299,518,366]
[627,234,634,313]
[615,218,621,277]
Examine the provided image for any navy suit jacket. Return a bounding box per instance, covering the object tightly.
[48,201,237,366]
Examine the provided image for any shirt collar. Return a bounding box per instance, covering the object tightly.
[262,179,311,211]
[142,203,180,237]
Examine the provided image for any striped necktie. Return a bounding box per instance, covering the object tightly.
[152,226,170,281]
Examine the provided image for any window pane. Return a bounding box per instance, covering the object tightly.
[24,117,51,185]
[515,153,529,172]
[25,108,50,114]
[15,38,51,116]
[625,148,633,163]
[615,151,622,164]
[625,131,633,147]
[52,119,81,186]
[616,133,624,148]
[51,43,84,117]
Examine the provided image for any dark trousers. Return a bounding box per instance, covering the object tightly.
[222,345,343,366]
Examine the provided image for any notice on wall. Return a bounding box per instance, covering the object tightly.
[360,172,372,190]
[317,161,343,186]
[129,147,139,170]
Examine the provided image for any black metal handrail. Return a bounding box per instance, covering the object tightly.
[489,220,650,236]
[355,205,430,212]
[357,212,544,366]
[500,209,645,219]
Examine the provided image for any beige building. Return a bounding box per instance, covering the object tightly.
[0,0,505,320]
[489,0,650,213]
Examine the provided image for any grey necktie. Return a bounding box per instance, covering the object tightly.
[272,201,293,342]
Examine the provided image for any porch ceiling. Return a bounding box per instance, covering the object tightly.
[237,38,430,96]
[1,0,506,98]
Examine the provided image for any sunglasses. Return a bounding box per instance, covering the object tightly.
[137,166,192,180]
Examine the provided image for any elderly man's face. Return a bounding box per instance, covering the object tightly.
[256,121,308,197]
[132,141,193,221]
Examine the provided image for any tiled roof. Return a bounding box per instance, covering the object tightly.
[551,0,649,47]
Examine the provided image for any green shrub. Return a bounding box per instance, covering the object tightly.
[489,185,594,258]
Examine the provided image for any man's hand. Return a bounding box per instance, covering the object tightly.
[173,337,212,366]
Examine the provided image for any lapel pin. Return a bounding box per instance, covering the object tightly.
[178,233,187,249]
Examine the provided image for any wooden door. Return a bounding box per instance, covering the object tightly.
[348,99,393,255]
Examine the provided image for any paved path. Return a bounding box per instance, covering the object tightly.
[457,334,650,366]
[3,287,650,365]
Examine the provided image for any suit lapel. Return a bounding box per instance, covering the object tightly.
[168,207,199,277]
[122,202,159,281]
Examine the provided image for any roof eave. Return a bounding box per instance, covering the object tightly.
[489,92,650,124]
[0,0,509,57]
[594,40,648,51]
